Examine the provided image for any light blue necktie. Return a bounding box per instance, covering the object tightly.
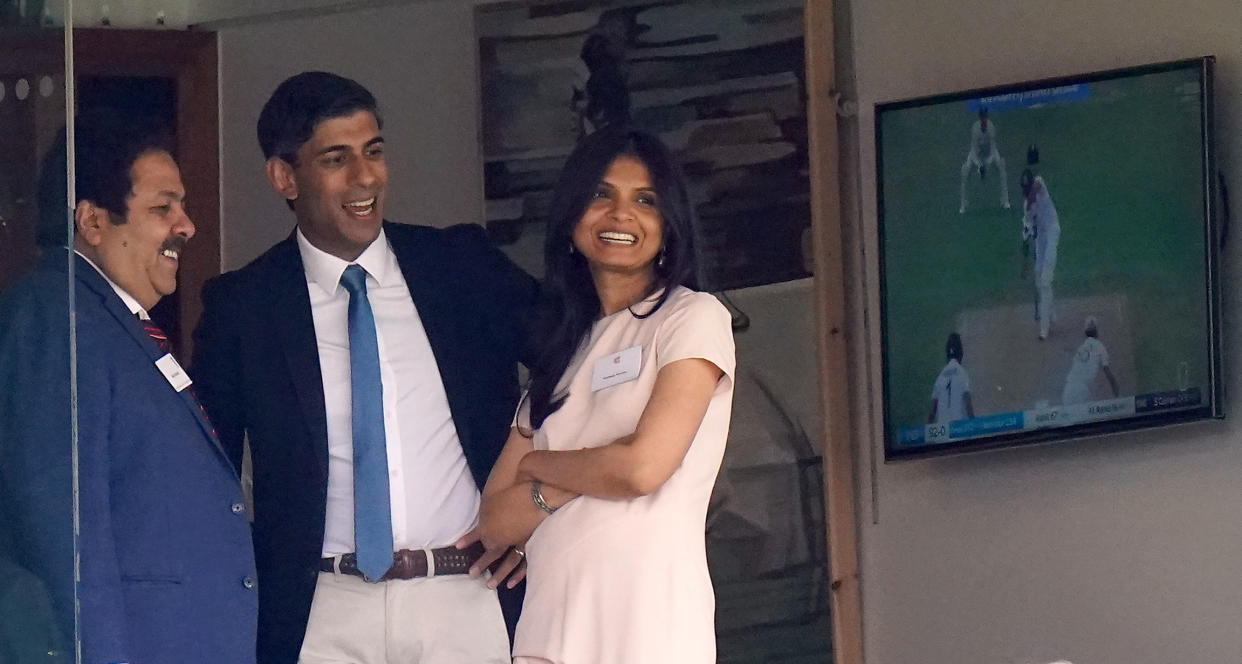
[340,265,393,582]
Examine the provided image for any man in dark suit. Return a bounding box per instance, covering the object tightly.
[191,72,536,664]
[0,111,258,664]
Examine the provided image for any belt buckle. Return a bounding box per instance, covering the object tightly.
[424,548,436,577]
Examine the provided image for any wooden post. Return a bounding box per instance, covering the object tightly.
[803,0,864,662]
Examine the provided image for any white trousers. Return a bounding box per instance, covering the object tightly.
[298,572,510,664]
[1034,227,1060,338]
[1062,379,1090,405]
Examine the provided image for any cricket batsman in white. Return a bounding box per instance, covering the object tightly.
[1021,167,1061,339]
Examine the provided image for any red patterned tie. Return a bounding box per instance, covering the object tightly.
[137,314,216,437]
[139,316,173,354]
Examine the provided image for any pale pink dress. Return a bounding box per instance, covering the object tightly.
[512,286,736,664]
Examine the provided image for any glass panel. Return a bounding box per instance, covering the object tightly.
[0,0,75,662]
[709,281,833,662]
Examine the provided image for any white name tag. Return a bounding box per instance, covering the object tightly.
[155,353,193,392]
[591,345,642,392]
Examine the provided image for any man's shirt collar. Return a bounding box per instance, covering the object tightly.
[74,249,149,319]
[296,226,396,296]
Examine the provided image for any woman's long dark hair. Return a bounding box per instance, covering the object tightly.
[526,127,698,430]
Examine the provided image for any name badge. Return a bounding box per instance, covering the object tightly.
[155,353,193,392]
[591,345,642,392]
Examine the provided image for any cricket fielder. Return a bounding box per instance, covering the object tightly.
[1061,316,1120,404]
[960,107,1011,213]
[929,333,975,424]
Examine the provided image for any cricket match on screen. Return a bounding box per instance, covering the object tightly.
[876,59,1220,458]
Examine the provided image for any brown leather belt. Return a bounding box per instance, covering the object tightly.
[319,541,485,581]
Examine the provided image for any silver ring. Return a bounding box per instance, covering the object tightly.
[514,548,526,558]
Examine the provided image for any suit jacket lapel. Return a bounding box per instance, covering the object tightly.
[73,254,235,472]
[265,236,331,484]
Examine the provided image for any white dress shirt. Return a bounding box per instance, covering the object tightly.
[296,228,480,556]
[75,250,148,319]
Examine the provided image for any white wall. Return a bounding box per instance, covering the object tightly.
[216,0,482,269]
[849,2,1242,663]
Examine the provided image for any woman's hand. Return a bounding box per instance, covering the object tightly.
[453,528,528,589]
[488,543,529,589]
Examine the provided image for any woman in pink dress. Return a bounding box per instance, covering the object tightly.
[461,127,735,663]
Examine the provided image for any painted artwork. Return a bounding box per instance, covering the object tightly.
[476,0,810,290]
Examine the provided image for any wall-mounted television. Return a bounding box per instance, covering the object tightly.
[876,56,1222,460]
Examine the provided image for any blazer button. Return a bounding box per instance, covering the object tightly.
[231,502,246,515]
[243,576,256,590]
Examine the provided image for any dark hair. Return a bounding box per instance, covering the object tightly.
[36,109,172,247]
[526,127,698,429]
[945,333,964,361]
[256,71,382,165]
[1085,317,1099,338]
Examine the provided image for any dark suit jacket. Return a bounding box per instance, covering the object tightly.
[0,251,258,664]
[191,222,536,664]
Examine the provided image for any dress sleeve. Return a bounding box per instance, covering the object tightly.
[653,292,736,393]
[512,390,532,433]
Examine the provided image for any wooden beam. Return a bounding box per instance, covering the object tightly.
[172,34,219,361]
[803,0,864,662]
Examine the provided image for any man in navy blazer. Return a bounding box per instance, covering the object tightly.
[0,111,258,663]
[191,72,536,664]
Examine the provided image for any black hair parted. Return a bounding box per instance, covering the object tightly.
[526,126,699,430]
[256,71,382,165]
[36,108,172,247]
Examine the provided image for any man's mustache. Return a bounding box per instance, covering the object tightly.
[160,235,189,254]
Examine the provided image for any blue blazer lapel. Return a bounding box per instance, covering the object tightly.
[72,254,236,473]
[265,236,331,484]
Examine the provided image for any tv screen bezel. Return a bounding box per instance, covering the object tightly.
[875,56,1223,462]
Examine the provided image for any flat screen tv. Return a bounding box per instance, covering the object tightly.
[876,56,1222,460]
